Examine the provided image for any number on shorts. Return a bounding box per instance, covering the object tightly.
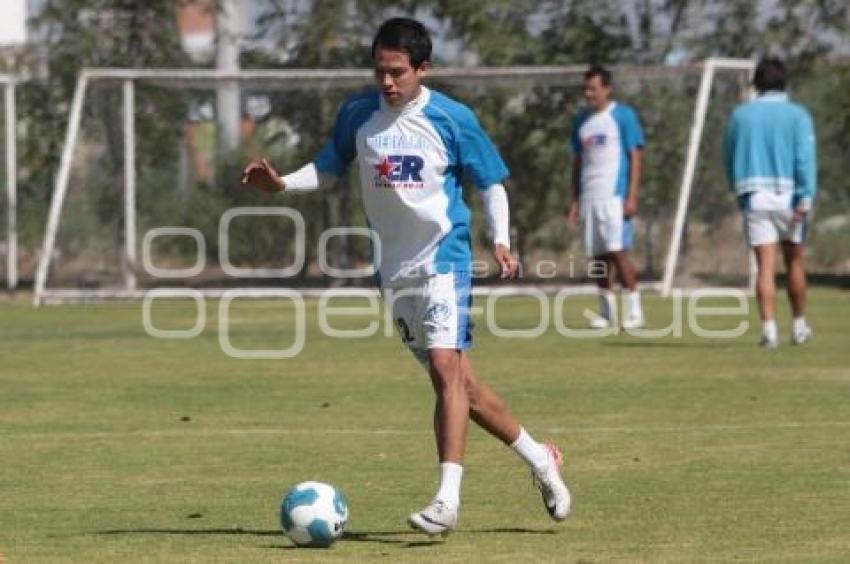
[396,318,414,343]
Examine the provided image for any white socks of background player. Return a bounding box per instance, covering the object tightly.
[762,319,778,341]
[599,290,616,322]
[599,289,642,322]
[763,318,809,339]
[435,462,463,509]
[510,427,550,472]
[623,289,643,320]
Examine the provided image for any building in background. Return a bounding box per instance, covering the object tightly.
[0,0,47,79]
[0,0,26,46]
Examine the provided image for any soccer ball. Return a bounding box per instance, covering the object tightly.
[279,481,348,547]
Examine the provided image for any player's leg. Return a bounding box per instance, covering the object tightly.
[584,199,616,328]
[427,348,470,466]
[460,353,571,520]
[406,347,469,535]
[744,209,783,347]
[611,215,643,329]
[611,250,643,328]
[459,353,519,443]
[753,243,778,347]
[782,241,807,317]
[592,253,617,328]
[781,240,813,344]
[407,274,471,535]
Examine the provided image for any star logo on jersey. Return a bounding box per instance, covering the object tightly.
[373,154,425,189]
[374,156,398,181]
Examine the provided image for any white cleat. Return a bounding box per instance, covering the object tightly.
[532,443,571,521]
[589,316,612,329]
[791,325,813,345]
[759,334,778,349]
[622,315,645,330]
[408,499,458,536]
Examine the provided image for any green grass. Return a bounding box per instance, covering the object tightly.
[1,288,849,563]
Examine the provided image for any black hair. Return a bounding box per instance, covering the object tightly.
[584,64,612,86]
[753,57,787,92]
[371,17,432,68]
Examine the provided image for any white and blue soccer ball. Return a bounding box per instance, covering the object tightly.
[279,481,348,547]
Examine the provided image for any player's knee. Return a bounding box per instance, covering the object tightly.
[428,351,463,391]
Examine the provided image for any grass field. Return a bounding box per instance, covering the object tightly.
[1,288,849,563]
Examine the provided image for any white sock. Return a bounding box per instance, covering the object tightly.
[435,462,463,509]
[510,427,549,472]
[599,290,616,321]
[762,319,778,340]
[624,290,642,318]
[792,317,808,333]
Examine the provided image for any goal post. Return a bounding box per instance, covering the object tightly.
[661,58,756,297]
[32,60,754,306]
[1,74,17,291]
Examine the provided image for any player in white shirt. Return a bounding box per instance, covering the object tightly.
[567,66,645,329]
[241,18,570,536]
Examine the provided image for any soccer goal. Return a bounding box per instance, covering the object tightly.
[32,59,754,305]
[0,74,17,291]
[660,58,756,296]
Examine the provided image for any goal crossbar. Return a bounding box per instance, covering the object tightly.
[32,59,753,306]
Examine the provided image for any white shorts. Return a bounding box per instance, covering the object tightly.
[743,209,807,247]
[581,197,633,258]
[383,271,473,367]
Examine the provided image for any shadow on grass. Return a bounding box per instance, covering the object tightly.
[95,527,280,536]
[601,340,751,349]
[95,526,557,549]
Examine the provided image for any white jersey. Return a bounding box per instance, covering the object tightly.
[571,102,644,202]
[314,86,508,286]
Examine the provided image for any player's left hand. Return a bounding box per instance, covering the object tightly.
[493,244,519,279]
[623,197,638,218]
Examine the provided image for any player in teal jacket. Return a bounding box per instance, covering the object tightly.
[724,58,817,348]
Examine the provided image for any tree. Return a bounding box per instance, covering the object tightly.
[18,0,191,255]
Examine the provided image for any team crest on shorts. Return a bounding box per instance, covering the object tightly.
[424,301,452,325]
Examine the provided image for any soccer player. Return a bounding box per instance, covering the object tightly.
[567,65,645,329]
[241,17,570,535]
[724,58,816,348]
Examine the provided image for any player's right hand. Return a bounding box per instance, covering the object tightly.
[240,158,285,193]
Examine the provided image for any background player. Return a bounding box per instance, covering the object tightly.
[567,65,645,330]
[724,57,817,348]
[241,17,570,536]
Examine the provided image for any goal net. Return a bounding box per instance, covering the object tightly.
[32,60,754,305]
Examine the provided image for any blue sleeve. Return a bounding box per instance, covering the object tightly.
[617,106,645,151]
[724,113,737,191]
[457,108,509,189]
[314,94,376,176]
[570,115,583,155]
[793,108,817,205]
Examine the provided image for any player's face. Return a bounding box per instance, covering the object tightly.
[373,47,429,107]
[583,76,611,111]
